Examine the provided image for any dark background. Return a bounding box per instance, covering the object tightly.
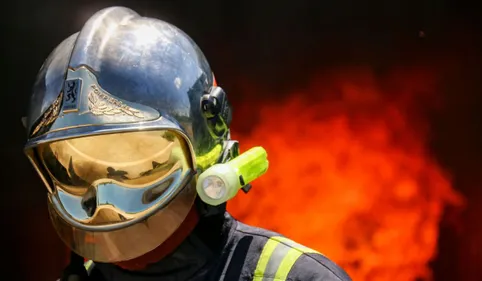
[2,0,481,280]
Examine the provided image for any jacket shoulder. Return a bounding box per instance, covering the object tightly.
[234,219,283,240]
[228,220,351,281]
[221,220,283,279]
[287,252,352,281]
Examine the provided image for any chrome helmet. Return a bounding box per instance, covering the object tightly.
[23,7,235,263]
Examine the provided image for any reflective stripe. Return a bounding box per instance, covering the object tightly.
[84,260,95,274]
[254,236,322,281]
[253,239,279,281]
[263,242,293,279]
[274,248,304,280]
[55,260,95,280]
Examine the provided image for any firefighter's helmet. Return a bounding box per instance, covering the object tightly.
[23,7,234,263]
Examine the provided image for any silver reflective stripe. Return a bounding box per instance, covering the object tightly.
[253,236,322,281]
[262,242,293,280]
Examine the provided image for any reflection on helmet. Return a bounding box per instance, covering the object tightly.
[23,6,231,262]
[37,130,192,223]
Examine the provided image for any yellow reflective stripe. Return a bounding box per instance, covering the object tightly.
[84,260,93,269]
[84,260,94,272]
[273,236,322,280]
[253,238,281,280]
[272,236,320,254]
[253,236,322,281]
[273,248,304,280]
[253,271,267,279]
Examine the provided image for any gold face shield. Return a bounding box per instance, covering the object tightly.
[35,130,197,262]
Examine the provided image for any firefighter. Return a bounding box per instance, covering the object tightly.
[23,6,352,281]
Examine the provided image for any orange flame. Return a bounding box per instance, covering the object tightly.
[227,67,464,281]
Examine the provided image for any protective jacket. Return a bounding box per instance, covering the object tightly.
[82,213,352,281]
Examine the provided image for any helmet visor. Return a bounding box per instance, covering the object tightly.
[35,130,197,262]
[39,130,190,188]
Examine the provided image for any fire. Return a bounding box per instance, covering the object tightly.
[227,67,464,281]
